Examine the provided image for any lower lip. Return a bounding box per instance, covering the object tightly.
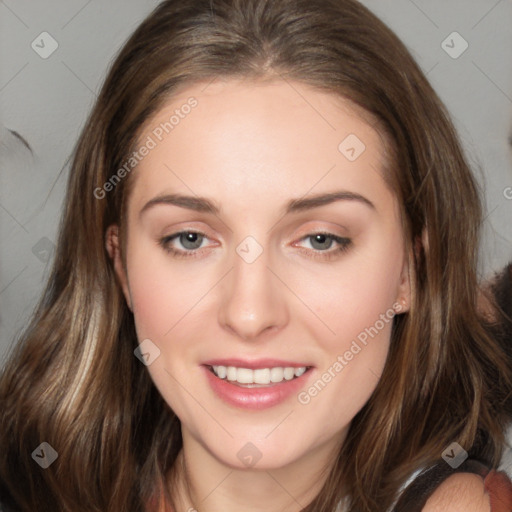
[202,366,313,410]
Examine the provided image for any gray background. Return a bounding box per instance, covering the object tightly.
[1,0,512,471]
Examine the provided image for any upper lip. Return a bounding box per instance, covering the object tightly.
[202,358,313,370]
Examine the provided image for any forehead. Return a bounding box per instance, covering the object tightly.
[127,79,394,216]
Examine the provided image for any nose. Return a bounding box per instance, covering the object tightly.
[218,242,289,342]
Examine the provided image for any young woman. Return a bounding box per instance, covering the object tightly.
[0,1,511,511]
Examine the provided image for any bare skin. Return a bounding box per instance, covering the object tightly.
[107,78,413,511]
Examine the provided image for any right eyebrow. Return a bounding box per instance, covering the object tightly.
[139,194,221,218]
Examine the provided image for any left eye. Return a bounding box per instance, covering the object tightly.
[297,233,343,251]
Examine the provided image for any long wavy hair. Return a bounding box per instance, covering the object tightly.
[1,1,511,511]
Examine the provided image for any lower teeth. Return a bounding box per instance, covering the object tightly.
[231,381,286,388]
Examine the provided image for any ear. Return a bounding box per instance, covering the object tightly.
[395,253,412,314]
[415,225,429,258]
[105,224,133,311]
[394,234,419,315]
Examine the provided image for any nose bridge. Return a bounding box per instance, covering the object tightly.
[218,233,288,340]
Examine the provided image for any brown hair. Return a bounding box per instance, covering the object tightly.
[1,0,511,511]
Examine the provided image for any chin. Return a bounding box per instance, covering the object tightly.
[204,434,307,471]
[218,451,297,471]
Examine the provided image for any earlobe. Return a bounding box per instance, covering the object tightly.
[105,224,133,311]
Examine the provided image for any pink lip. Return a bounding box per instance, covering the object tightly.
[202,364,314,410]
[202,358,312,369]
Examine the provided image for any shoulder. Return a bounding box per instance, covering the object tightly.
[421,472,490,512]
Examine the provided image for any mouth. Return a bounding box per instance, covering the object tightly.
[202,360,315,409]
[206,364,313,388]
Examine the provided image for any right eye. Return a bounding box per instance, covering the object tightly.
[159,230,212,258]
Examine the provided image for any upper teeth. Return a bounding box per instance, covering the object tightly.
[212,365,307,384]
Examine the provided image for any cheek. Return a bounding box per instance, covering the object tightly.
[297,245,402,345]
[296,263,398,431]
[125,240,192,341]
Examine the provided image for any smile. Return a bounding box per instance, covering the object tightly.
[202,363,314,409]
[209,365,309,386]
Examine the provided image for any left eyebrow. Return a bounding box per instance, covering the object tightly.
[284,191,375,214]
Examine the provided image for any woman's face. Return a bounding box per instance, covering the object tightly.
[110,79,411,470]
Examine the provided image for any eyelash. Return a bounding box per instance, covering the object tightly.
[158,230,352,261]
